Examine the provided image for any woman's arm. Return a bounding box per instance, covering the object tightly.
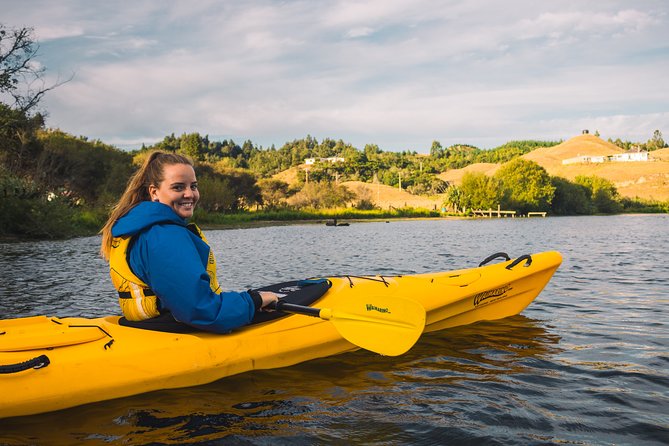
[130,223,258,332]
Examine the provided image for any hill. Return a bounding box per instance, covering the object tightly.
[438,134,669,202]
[272,165,301,184]
[437,163,500,185]
[273,166,445,210]
[522,134,624,167]
[341,181,443,210]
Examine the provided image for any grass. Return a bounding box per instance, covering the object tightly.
[192,207,443,227]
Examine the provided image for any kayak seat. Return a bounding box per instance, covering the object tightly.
[118,278,332,333]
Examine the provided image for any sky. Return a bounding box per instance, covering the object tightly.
[2,0,668,153]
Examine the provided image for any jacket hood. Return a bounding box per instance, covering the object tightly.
[112,201,185,237]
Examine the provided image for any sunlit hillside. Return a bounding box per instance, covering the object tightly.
[272,165,301,184]
[438,134,669,201]
[522,134,624,167]
[342,181,444,210]
[273,166,444,210]
[437,163,500,185]
[272,135,668,207]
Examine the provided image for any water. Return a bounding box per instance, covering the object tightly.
[1,215,668,445]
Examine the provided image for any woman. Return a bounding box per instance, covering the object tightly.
[100,151,277,332]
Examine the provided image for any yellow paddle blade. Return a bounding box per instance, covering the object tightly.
[322,295,426,356]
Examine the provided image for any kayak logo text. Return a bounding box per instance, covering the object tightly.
[366,304,391,314]
[473,284,512,307]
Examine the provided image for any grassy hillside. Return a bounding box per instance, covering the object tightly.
[342,181,444,210]
[439,134,669,202]
[273,167,445,210]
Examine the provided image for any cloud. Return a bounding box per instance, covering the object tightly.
[34,25,85,41]
[345,27,376,39]
[4,0,668,151]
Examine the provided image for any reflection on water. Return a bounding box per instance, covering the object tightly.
[1,215,668,445]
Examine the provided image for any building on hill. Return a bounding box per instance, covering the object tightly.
[562,151,649,165]
[304,157,345,165]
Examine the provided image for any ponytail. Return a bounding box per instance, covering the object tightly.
[99,151,193,260]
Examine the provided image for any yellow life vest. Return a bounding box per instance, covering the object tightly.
[109,223,221,321]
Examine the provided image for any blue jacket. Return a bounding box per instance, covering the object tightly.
[111,201,258,332]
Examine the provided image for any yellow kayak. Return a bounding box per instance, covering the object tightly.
[0,251,561,419]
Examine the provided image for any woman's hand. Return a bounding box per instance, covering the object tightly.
[258,291,279,311]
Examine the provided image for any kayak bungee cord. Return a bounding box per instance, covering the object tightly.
[51,318,116,350]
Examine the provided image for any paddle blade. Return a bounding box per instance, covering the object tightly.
[326,295,426,356]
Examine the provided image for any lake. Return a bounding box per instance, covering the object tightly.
[0,215,667,445]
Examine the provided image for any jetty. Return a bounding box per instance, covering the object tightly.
[470,206,548,218]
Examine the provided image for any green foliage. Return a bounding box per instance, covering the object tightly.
[37,130,134,205]
[476,140,562,164]
[574,175,623,214]
[0,168,98,238]
[620,197,669,213]
[647,130,667,151]
[443,185,464,213]
[197,164,261,211]
[495,159,555,214]
[0,102,44,173]
[459,172,504,210]
[196,174,236,212]
[258,178,291,210]
[193,207,438,226]
[550,177,592,215]
[290,182,356,209]
[609,130,667,152]
[352,186,377,210]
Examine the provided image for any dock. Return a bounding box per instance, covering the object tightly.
[470,207,548,218]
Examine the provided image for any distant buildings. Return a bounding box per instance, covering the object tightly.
[304,157,345,165]
[562,151,649,165]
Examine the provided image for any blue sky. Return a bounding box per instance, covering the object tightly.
[2,0,668,152]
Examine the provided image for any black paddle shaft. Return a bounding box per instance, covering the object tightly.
[271,301,321,317]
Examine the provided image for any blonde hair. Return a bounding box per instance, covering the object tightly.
[100,151,194,260]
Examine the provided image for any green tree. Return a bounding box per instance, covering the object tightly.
[196,174,236,212]
[574,175,622,214]
[443,185,463,212]
[459,172,503,210]
[550,177,592,215]
[0,102,44,174]
[37,130,133,205]
[364,143,381,160]
[647,130,666,151]
[430,140,443,158]
[258,178,291,210]
[179,132,205,160]
[495,159,555,214]
[291,182,355,209]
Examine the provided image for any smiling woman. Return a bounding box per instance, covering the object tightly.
[148,163,200,219]
[99,151,279,332]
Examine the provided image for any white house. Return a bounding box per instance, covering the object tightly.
[304,157,345,165]
[610,152,649,162]
[562,151,650,165]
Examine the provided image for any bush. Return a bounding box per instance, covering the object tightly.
[290,182,355,209]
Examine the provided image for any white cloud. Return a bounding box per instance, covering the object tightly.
[345,27,375,39]
[34,25,85,41]
[4,0,668,151]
